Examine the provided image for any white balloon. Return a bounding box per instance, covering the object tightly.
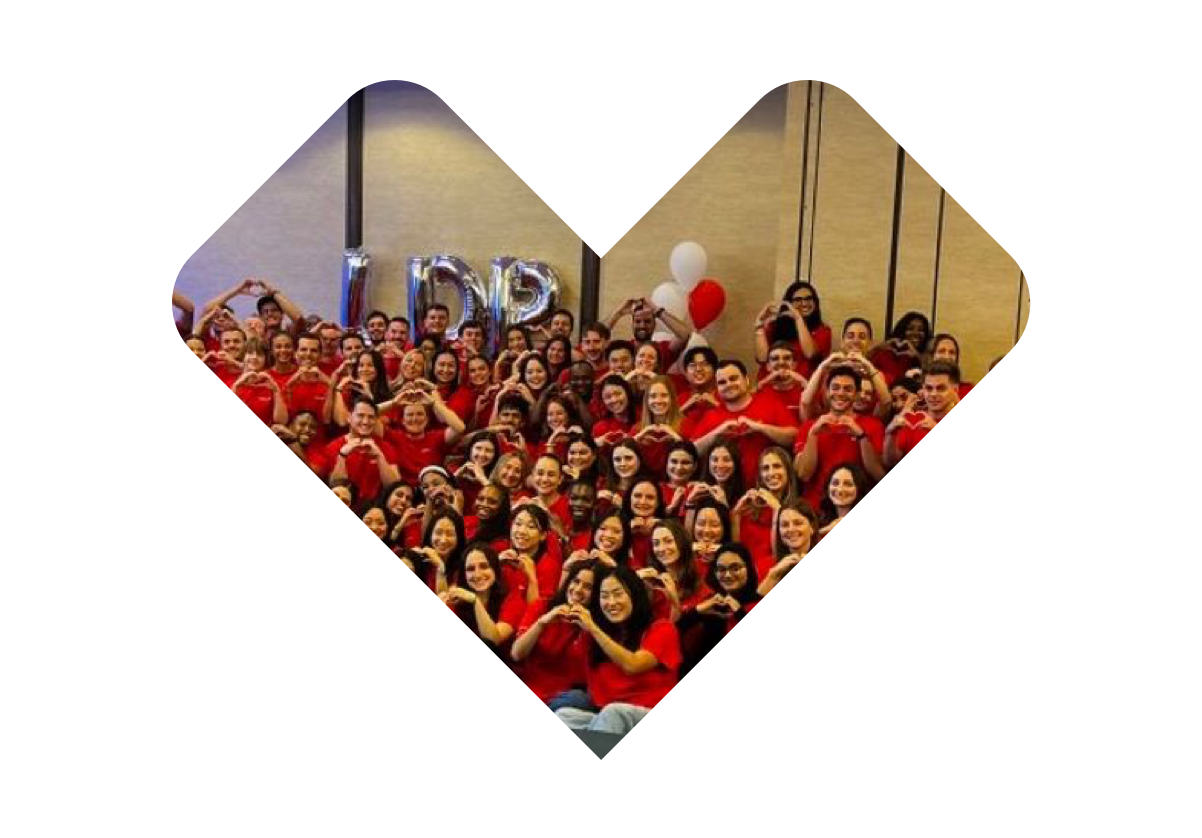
[650,281,691,323]
[669,241,708,291]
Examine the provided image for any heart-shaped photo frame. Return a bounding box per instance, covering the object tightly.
[180,78,1024,750]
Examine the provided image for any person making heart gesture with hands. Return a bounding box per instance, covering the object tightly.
[552,565,683,736]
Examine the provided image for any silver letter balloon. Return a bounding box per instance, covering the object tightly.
[406,254,489,341]
[489,256,562,349]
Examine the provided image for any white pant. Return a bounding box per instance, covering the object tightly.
[555,702,650,735]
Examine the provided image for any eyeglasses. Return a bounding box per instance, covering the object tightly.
[791,296,816,304]
[715,564,747,575]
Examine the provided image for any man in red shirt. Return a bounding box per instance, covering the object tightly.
[755,341,808,417]
[885,361,961,468]
[605,297,692,370]
[364,310,389,347]
[689,360,798,487]
[207,326,247,387]
[284,333,335,432]
[577,322,610,375]
[384,386,467,486]
[380,317,412,379]
[794,365,886,509]
[316,322,344,375]
[319,399,401,502]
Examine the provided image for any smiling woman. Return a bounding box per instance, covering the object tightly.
[551,565,682,736]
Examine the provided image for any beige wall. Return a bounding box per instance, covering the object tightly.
[174,105,347,320]
[363,81,580,324]
[173,81,1025,382]
[600,86,788,362]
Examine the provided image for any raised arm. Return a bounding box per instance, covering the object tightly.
[200,278,253,316]
[172,290,195,335]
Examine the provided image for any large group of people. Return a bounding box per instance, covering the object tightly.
[174,275,989,736]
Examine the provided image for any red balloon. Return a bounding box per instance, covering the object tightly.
[688,278,726,330]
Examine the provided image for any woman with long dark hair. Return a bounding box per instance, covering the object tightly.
[592,373,638,449]
[869,311,930,387]
[432,348,475,425]
[552,565,682,736]
[679,543,761,677]
[333,349,391,427]
[645,519,707,621]
[511,558,597,711]
[463,482,511,549]
[818,462,872,536]
[415,507,464,594]
[699,435,744,510]
[732,445,798,567]
[560,509,631,590]
[502,504,560,605]
[620,478,665,570]
[754,280,831,379]
[441,543,527,651]
[688,498,732,569]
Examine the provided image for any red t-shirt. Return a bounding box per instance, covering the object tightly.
[737,504,776,576]
[516,602,589,703]
[762,323,832,379]
[234,382,276,425]
[593,416,633,445]
[869,345,920,387]
[316,435,400,501]
[754,383,803,418]
[211,361,242,388]
[384,429,449,486]
[686,392,797,488]
[893,412,944,460]
[587,619,682,709]
[448,588,527,639]
[794,414,885,509]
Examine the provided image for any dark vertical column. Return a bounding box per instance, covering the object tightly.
[806,81,826,279]
[1015,270,1026,344]
[345,88,366,249]
[883,143,907,335]
[580,242,601,326]
[930,187,947,331]
[793,81,813,282]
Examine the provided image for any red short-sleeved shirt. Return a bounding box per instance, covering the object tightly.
[316,435,400,501]
[737,505,776,576]
[234,382,276,425]
[685,392,798,488]
[754,384,803,418]
[593,416,633,445]
[384,429,449,486]
[516,602,589,703]
[448,588,527,638]
[868,345,920,387]
[587,619,682,709]
[761,323,832,379]
[794,414,885,509]
[893,412,943,460]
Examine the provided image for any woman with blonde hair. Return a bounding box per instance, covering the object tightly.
[632,375,684,477]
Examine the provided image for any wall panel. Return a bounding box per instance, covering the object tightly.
[363,81,581,323]
[599,85,788,364]
[935,196,1022,382]
[807,84,896,342]
[174,104,347,321]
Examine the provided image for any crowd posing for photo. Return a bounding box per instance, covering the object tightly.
[174,276,994,736]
